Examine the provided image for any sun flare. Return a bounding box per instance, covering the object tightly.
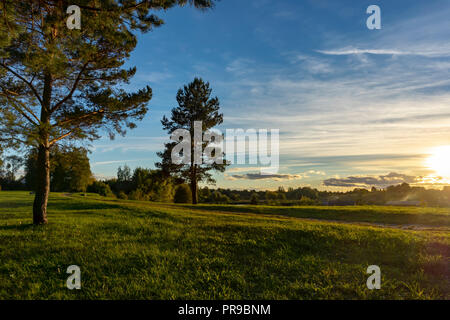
[426,145,450,178]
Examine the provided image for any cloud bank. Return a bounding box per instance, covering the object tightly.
[229,170,325,181]
[323,172,419,188]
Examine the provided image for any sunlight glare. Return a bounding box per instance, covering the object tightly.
[426,145,450,178]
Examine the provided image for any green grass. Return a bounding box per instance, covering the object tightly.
[177,203,450,228]
[0,191,448,299]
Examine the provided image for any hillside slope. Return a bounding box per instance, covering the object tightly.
[0,192,448,299]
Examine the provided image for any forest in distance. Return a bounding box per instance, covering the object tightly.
[2,152,450,207]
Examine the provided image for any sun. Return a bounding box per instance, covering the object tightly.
[426,145,450,177]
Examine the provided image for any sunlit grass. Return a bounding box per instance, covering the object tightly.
[0,191,448,299]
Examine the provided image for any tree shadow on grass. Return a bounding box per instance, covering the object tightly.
[47,201,123,212]
[179,204,450,227]
[0,223,39,231]
[0,201,34,209]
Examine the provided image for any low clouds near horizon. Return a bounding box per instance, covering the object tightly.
[322,172,420,188]
[228,170,325,181]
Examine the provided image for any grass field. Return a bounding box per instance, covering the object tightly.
[0,191,449,299]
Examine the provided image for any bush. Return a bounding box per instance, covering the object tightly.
[117,191,128,200]
[128,188,150,201]
[299,196,318,206]
[174,184,192,203]
[87,181,114,197]
[250,193,259,205]
[210,191,230,204]
[265,191,278,201]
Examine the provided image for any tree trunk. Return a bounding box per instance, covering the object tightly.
[33,144,50,224]
[191,164,198,204]
[33,71,52,225]
[191,179,198,204]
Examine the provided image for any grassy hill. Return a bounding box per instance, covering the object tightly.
[0,191,448,299]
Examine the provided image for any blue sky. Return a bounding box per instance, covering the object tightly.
[90,0,450,190]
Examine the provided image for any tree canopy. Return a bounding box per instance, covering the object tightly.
[25,146,93,192]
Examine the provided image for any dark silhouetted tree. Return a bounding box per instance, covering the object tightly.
[174,184,192,203]
[156,78,228,204]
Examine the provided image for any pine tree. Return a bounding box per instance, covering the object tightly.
[156,78,228,204]
[0,1,215,224]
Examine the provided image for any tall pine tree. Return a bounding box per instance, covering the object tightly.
[157,78,228,204]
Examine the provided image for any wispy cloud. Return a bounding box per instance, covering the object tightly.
[225,58,255,76]
[92,159,153,166]
[92,136,167,153]
[226,166,265,173]
[136,71,173,83]
[292,54,333,74]
[316,47,450,57]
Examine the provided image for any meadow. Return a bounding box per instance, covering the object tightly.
[0,191,448,299]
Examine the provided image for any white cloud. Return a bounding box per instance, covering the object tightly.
[92,136,167,153]
[316,48,450,57]
[225,58,255,76]
[136,71,173,83]
[293,54,333,74]
[92,159,153,166]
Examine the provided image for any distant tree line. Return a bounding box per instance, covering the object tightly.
[200,183,450,207]
[0,146,93,192]
[91,165,175,202]
[196,183,450,207]
[2,152,450,206]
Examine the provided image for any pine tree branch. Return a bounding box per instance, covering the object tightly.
[54,108,105,127]
[51,62,90,113]
[0,87,41,124]
[0,62,44,106]
[0,91,40,126]
[49,131,73,146]
[0,135,28,145]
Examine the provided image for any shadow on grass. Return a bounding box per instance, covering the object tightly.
[47,200,123,212]
[0,223,39,231]
[0,201,34,209]
[177,204,450,227]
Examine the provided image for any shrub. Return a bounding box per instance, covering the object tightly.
[265,191,278,201]
[128,188,149,201]
[87,181,114,197]
[250,193,259,205]
[117,191,128,200]
[299,196,318,206]
[174,184,192,203]
[210,191,230,204]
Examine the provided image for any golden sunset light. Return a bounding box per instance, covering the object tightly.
[426,145,450,178]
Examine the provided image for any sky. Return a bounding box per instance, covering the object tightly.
[89,0,450,191]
